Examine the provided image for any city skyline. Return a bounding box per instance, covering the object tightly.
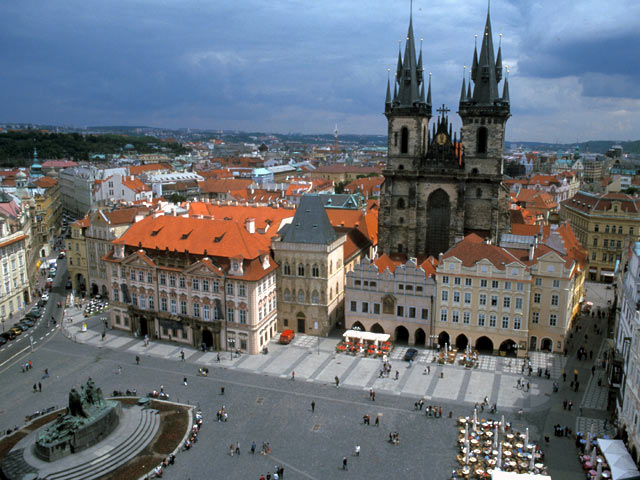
[1,0,638,142]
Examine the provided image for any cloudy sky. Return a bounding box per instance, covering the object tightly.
[1,0,638,142]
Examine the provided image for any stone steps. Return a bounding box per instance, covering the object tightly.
[43,408,160,480]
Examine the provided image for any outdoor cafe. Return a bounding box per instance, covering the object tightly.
[336,330,391,357]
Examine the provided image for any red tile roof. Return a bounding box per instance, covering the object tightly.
[122,176,150,193]
[561,191,640,214]
[442,234,523,270]
[198,178,253,194]
[33,177,58,188]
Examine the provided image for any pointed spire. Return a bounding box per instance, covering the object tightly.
[396,42,403,80]
[426,72,432,106]
[420,81,425,102]
[460,66,467,103]
[471,35,478,81]
[393,80,398,103]
[471,1,500,104]
[385,69,392,104]
[417,37,423,82]
[495,33,503,82]
[467,72,472,99]
[502,68,510,103]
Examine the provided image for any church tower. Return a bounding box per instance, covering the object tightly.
[378,11,432,256]
[458,5,511,240]
[378,3,511,259]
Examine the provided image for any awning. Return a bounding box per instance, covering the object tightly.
[602,271,615,277]
[159,318,184,331]
[343,330,390,344]
[589,267,597,273]
[598,438,640,480]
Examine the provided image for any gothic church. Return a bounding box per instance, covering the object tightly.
[378,6,511,259]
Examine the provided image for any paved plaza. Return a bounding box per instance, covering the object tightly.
[0,282,616,479]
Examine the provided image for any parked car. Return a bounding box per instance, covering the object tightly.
[0,336,6,346]
[279,329,295,345]
[37,298,47,307]
[1,331,16,341]
[66,279,72,290]
[15,322,29,331]
[25,307,42,319]
[41,292,49,302]
[21,318,35,327]
[403,348,419,362]
[9,327,22,336]
[58,252,66,259]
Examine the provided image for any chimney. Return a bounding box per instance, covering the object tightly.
[245,218,255,234]
[529,244,535,261]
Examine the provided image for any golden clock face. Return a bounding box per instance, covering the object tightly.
[436,132,447,145]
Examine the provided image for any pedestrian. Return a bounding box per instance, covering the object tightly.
[279,465,284,478]
[419,399,424,410]
[375,415,380,427]
[372,390,376,401]
[117,365,122,375]
[369,388,373,400]
[568,401,573,411]
[574,369,578,381]
[427,366,431,375]
[563,399,567,410]
[217,352,221,362]
[575,381,579,392]
[311,401,315,413]
[38,382,42,392]
[342,456,348,470]
[221,386,225,395]
[335,376,340,388]
[251,441,256,454]
[355,445,360,456]
[235,442,240,455]
[591,366,595,376]
[180,350,185,361]
[33,384,37,393]
[395,370,399,380]
[291,370,295,381]
[562,371,566,382]
[135,355,140,365]
[183,377,188,386]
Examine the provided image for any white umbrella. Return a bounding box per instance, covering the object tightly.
[591,444,597,464]
[473,408,478,431]
[525,427,529,446]
[465,424,469,444]
[493,425,499,448]
[501,415,506,433]
[596,459,602,480]
[529,445,536,471]
[497,443,503,468]
[465,437,470,464]
[586,427,593,454]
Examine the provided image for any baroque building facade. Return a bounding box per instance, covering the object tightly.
[378,8,511,259]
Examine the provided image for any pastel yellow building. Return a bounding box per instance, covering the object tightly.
[67,218,90,294]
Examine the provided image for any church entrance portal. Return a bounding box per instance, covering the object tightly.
[426,189,451,257]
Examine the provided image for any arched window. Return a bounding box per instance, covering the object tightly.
[329,261,333,275]
[476,188,482,198]
[297,290,305,303]
[476,127,488,154]
[397,198,405,209]
[398,164,404,170]
[312,264,319,277]
[422,126,426,153]
[284,289,291,301]
[329,287,333,299]
[312,290,319,304]
[401,127,409,154]
[298,263,305,276]
[283,263,290,275]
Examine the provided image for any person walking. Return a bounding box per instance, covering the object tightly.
[235,442,240,455]
[374,415,380,427]
[38,382,42,392]
[342,456,348,470]
[291,370,295,381]
[183,377,188,386]
[180,350,185,361]
[251,441,256,454]
[355,445,360,456]
[135,355,140,365]
[311,401,315,413]
[335,376,340,388]
[33,384,37,393]
[221,386,225,395]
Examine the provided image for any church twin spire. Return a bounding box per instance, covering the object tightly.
[385,6,430,114]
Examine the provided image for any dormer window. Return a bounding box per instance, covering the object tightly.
[233,262,239,270]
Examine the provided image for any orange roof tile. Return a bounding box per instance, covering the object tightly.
[33,177,58,188]
[442,234,522,270]
[122,176,150,193]
[198,178,253,194]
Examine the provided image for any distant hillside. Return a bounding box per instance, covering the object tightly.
[506,140,640,155]
[0,131,186,166]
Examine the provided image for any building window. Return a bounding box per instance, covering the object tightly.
[476,127,488,154]
[491,295,498,307]
[516,282,524,292]
[453,292,460,303]
[604,239,608,248]
[149,296,154,310]
[178,276,185,288]
[130,269,135,280]
[138,271,144,282]
[551,295,559,306]
[161,297,167,312]
[549,314,557,326]
[193,303,200,317]
[297,290,305,303]
[452,311,459,323]
[503,297,511,308]
[180,300,187,315]
[169,275,176,287]
[501,316,509,329]
[464,293,472,304]
[283,263,291,275]
[441,290,449,302]
[465,278,472,286]
[170,299,177,314]
[284,289,292,301]
[409,307,416,318]
[160,273,166,285]
[454,277,461,286]
[489,315,497,327]
[226,282,233,295]
[442,276,449,284]
[298,263,305,276]
[239,309,246,324]
[312,264,319,277]
[514,317,521,330]
[463,312,470,324]
[131,293,137,306]
[397,198,405,209]
[594,224,599,232]
[440,309,448,322]
[140,296,146,309]
[361,302,368,313]
[593,238,598,247]
[491,280,499,289]
[374,303,381,315]
[421,308,429,320]
[479,294,487,306]
[504,281,512,290]
[113,290,119,302]
[227,308,234,322]
[147,272,152,283]
[400,127,409,154]
[480,279,488,287]
[239,283,246,296]
[397,305,404,317]
[552,280,560,288]
[115,315,121,325]
[212,280,219,293]
[605,225,609,233]
[515,297,523,310]
[534,293,541,303]
[532,312,539,324]
[203,304,210,320]
[478,313,485,326]
[535,278,542,286]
